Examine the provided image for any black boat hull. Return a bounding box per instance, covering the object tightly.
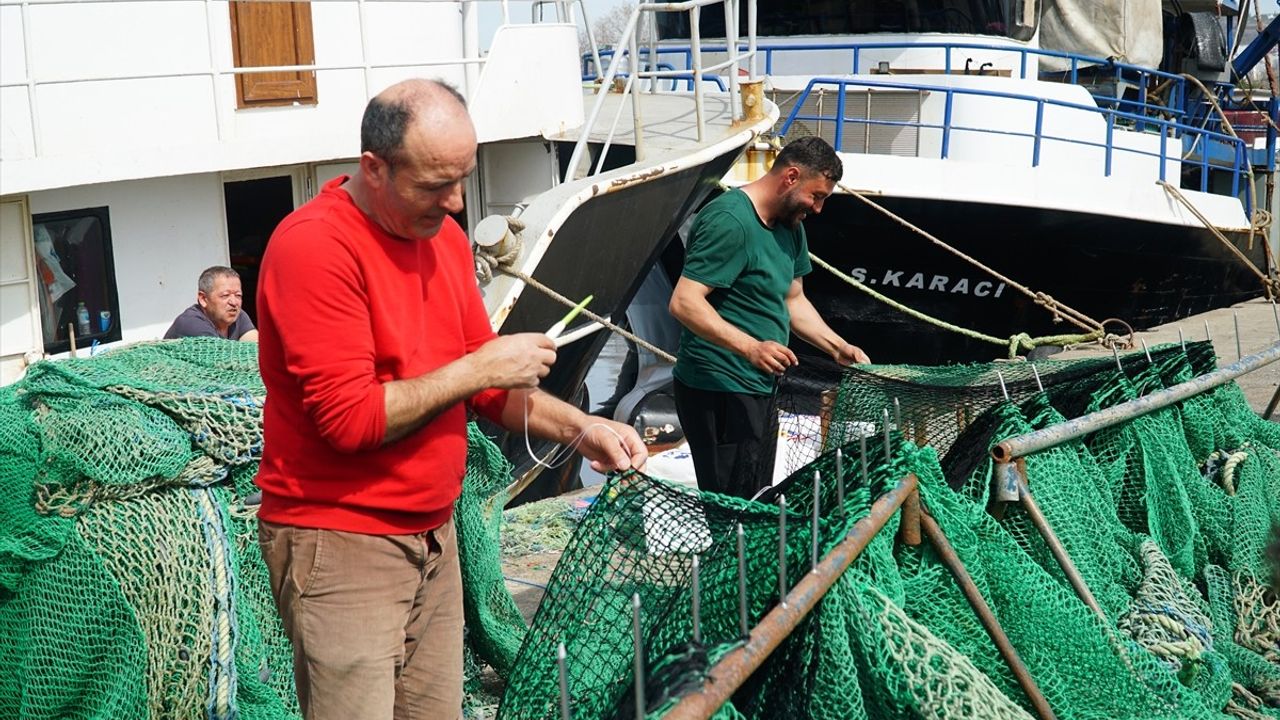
[799,194,1268,365]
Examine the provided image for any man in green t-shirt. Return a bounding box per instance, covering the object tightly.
[669,136,870,498]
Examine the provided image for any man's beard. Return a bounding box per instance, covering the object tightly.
[779,193,808,228]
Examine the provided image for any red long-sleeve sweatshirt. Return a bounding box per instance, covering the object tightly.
[254,176,507,534]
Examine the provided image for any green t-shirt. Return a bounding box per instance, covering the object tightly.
[674,189,812,395]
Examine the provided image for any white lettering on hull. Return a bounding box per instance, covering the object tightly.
[847,267,1007,298]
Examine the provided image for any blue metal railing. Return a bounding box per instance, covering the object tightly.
[778,77,1253,214]
[587,40,1192,122]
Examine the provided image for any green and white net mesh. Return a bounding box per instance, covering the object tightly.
[0,339,524,719]
[3,338,1278,719]
[500,341,1280,719]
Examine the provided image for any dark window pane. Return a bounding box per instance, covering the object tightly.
[32,206,121,354]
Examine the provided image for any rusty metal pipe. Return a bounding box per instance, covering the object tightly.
[1014,476,1107,624]
[898,490,922,546]
[992,342,1280,462]
[919,510,1058,720]
[664,474,918,720]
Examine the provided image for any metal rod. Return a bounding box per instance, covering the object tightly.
[835,448,845,515]
[899,488,922,546]
[919,509,1058,720]
[882,409,892,462]
[777,494,788,605]
[1112,344,1123,371]
[664,475,918,720]
[811,471,821,570]
[1235,312,1242,361]
[558,641,572,720]
[893,397,902,430]
[996,370,1010,400]
[691,555,702,645]
[1013,475,1108,624]
[1272,300,1280,339]
[859,434,869,485]
[1179,327,1186,351]
[736,523,748,638]
[1141,339,1152,363]
[1031,363,1044,392]
[1205,319,1212,343]
[994,343,1280,461]
[632,594,645,720]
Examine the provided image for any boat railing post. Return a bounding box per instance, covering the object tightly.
[1201,130,1211,192]
[834,83,847,152]
[941,91,954,159]
[1159,121,1168,182]
[747,0,758,79]
[724,0,741,121]
[1104,111,1114,177]
[629,15,646,160]
[1032,100,1044,167]
[690,4,705,142]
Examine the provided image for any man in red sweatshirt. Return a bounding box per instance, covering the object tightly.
[254,79,647,719]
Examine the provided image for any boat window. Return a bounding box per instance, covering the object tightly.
[31,207,122,354]
[657,0,1036,42]
[229,1,318,109]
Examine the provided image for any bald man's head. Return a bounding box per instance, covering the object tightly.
[361,79,468,170]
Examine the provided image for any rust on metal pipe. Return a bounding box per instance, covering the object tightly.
[898,489,922,546]
[992,343,1280,462]
[919,510,1058,720]
[664,474,919,720]
[1014,475,1107,624]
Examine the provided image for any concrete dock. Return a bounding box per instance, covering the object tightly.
[1055,296,1280,418]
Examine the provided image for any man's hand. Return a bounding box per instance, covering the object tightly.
[576,418,648,473]
[469,333,557,389]
[745,340,798,375]
[833,343,870,365]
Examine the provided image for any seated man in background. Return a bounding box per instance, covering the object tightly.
[164,265,259,341]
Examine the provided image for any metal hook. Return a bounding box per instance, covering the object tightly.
[811,471,821,571]
[859,433,869,486]
[632,594,645,720]
[558,642,572,720]
[736,523,748,638]
[1234,312,1242,361]
[882,408,892,462]
[777,494,788,605]
[691,555,701,645]
[835,448,845,515]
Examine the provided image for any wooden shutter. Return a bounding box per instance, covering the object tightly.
[229,1,318,108]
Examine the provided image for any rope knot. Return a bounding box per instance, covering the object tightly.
[1007,333,1036,359]
[473,215,526,283]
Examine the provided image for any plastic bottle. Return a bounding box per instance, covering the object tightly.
[76,302,91,337]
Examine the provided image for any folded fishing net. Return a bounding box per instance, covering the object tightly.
[500,341,1280,719]
[0,339,524,719]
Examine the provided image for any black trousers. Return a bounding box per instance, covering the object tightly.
[673,379,779,499]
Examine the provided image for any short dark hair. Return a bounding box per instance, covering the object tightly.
[774,136,843,182]
[359,80,466,170]
[198,266,239,295]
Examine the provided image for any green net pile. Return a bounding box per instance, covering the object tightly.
[500,341,1280,719]
[0,338,525,719]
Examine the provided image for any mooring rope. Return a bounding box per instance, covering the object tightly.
[835,181,1108,335]
[474,218,679,363]
[1159,181,1279,299]
[807,253,1102,358]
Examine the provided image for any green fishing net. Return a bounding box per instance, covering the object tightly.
[0,339,524,719]
[500,341,1280,719]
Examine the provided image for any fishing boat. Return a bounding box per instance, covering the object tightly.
[0,0,775,406]
[596,0,1280,368]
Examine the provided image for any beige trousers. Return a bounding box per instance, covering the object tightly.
[258,516,463,720]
